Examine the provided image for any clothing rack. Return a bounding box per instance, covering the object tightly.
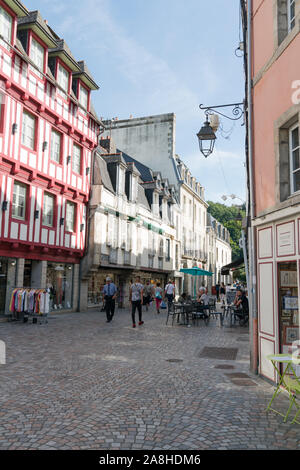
[9,287,50,324]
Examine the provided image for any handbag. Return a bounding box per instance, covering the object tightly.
[160,300,166,309]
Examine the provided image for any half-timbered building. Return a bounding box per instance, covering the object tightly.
[0,2,100,315]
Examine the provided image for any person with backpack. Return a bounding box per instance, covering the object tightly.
[154,282,163,314]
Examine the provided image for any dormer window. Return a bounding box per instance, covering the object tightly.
[57,63,69,94]
[79,84,89,110]
[30,37,44,72]
[0,6,12,49]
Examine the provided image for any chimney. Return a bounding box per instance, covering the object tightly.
[99,136,117,154]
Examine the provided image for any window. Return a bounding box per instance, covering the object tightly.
[42,193,54,227]
[0,6,12,48]
[12,182,27,220]
[289,124,300,194]
[30,37,44,72]
[21,111,36,150]
[65,201,75,232]
[166,239,170,261]
[79,85,88,109]
[288,0,296,32]
[72,143,82,174]
[50,129,62,163]
[57,63,69,94]
[0,92,5,132]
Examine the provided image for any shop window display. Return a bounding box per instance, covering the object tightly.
[46,263,73,310]
[278,262,299,354]
[88,272,115,306]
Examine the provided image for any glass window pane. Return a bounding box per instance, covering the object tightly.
[0,6,12,48]
[291,127,299,150]
[72,144,81,174]
[30,38,44,71]
[292,148,299,171]
[46,263,73,310]
[43,193,54,226]
[66,202,75,232]
[58,64,69,93]
[293,170,300,193]
[50,130,61,163]
[12,183,26,219]
[79,86,88,109]
[22,112,35,150]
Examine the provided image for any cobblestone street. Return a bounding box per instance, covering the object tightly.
[0,307,299,450]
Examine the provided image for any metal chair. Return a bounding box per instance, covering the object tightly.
[166,303,182,326]
[192,303,210,326]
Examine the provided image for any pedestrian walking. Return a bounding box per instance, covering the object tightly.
[220,282,226,304]
[129,276,144,328]
[102,277,117,323]
[164,279,175,312]
[143,280,154,311]
[216,282,220,301]
[154,282,163,314]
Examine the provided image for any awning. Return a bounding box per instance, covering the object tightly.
[221,257,244,275]
[180,267,213,276]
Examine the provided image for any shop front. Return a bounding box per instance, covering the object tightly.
[257,218,300,381]
[277,261,299,355]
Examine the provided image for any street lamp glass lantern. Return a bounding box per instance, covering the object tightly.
[197,119,217,158]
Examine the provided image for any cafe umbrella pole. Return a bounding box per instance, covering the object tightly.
[179,267,214,298]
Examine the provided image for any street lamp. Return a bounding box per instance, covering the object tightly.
[196,117,217,158]
[221,194,245,205]
[197,102,244,158]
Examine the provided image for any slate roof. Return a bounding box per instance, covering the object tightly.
[48,39,81,72]
[120,151,154,183]
[73,60,99,90]
[94,153,114,193]
[17,10,57,47]
[137,184,150,210]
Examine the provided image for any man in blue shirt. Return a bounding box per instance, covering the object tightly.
[102,277,117,322]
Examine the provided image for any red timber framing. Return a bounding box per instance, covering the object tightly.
[0,0,100,263]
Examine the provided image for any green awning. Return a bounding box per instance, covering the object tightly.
[180,267,213,276]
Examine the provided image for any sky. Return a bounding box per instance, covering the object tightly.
[25,0,246,204]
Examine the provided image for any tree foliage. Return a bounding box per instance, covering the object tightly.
[207,201,246,261]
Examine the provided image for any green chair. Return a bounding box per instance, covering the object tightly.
[266,354,300,424]
[284,376,300,424]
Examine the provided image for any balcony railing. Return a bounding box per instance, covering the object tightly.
[124,251,131,265]
[109,248,118,264]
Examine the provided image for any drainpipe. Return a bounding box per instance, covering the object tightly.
[246,0,258,374]
[77,145,97,312]
[77,125,105,312]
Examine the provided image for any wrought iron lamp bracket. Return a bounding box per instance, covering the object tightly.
[199,102,245,122]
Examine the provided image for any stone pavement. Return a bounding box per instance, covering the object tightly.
[0,306,299,450]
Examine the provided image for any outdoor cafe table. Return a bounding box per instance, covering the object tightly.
[173,303,193,326]
[266,354,300,424]
[222,304,239,326]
